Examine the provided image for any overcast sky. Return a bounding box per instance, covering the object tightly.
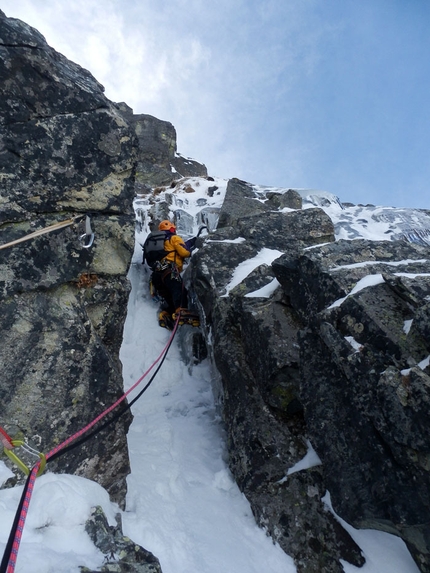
[3,0,430,209]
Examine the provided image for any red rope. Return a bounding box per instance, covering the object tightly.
[3,320,179,573]
[7,465,39,573]
[46,321,178,460]
[0,427,13,450]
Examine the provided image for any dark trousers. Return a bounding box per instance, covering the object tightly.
[152,267,188,315]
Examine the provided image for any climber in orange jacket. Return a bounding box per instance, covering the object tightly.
[151,220,199,329]
[158,220,191,272]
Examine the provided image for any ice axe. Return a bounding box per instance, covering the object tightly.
[197,225,208,237]
[185,225,209,252]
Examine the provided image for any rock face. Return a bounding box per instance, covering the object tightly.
[0,11,210,571]
[0,11,137,505]
[82,506,162,573]
[294,240,430,572]
[117,103,207,190]
[0,17,136,222]
[0,11,207,517]
[185,180,430,572]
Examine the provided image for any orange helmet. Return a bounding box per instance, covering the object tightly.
[158,220,176,232]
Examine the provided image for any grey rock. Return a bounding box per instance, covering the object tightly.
[4,9,430,573]
[186,185,365,572]
[273,238,429,321]
[217,178,270,228]
[0,13,136,506]
[266,188,303,210]
[171,153,208,179]
[297,243,430,570]
[125,112,207,189]
[0,16,136,223]
[81,506,162,573]
[414,301,430,342]
[237,207,335,250]
[184,179,430,571]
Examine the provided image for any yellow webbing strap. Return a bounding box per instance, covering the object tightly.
[3,441,46,477]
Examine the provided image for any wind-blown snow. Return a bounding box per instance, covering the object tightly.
[328,274,386,309]
[0,182,426,572]
[245,277,281,298]
[222,248,284,297]
[286,440,322,477]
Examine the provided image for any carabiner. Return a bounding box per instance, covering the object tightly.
[79,215,95,249]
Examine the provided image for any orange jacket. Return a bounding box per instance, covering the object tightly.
[163,234,190,272]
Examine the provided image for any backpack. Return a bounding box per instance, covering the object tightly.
[142,231,169,269]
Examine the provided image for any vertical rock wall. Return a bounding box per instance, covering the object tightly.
[0,12,136,506]
[187,178,430,572]
[0,9,208,511]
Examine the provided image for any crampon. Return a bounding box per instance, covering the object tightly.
[158,310,175,331]
[172,308,200,327]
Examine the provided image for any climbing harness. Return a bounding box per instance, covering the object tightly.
[157,261,181,281]
[0,316,180,573]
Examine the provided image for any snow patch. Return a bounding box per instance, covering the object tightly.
[222,248,284,297]
[286,440,322,476]
[328,274,385,309]
[322,492,420,573]
[245,278,281,298]
[208,237,247,244]
[345,336,363,352]
[330,259,428,271]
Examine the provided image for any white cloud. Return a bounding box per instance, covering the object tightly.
[3,0,430,208]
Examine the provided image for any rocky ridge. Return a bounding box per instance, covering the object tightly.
[147,177,430,572]
[190,184,430,572]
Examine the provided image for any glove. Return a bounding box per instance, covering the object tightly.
[194,236,204,248]
[185,237,197,251]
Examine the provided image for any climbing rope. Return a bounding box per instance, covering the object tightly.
[0,317,179,573]
[52,272,191,462]
[0,427,13,450]
[50,320,178,462]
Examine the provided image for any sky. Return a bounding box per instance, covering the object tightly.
[2,0,430,209]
